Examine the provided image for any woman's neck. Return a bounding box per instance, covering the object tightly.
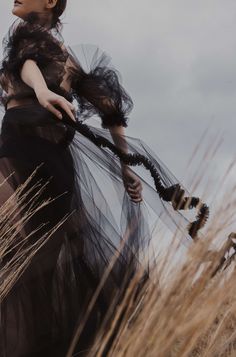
[23,11,53,30]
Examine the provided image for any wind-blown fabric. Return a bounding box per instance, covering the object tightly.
[0,12,209,356]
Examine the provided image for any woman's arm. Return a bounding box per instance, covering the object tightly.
[108,124,128,155]
[20,59,47,94]
[108,124,143,202]
[20,59,75,121]
[68,48,142,201]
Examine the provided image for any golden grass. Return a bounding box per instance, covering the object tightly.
[84,144,236,357]
[1,138,236,357]
[87,228,236,356]
[0,166,72,301]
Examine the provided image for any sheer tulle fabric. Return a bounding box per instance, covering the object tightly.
[0,14,69,110]
[0,14,209,356]
[0,102,202,355]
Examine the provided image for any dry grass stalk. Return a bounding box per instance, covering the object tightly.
[73,153,236,357]
[2,139,236,357]
[0,166,73,301]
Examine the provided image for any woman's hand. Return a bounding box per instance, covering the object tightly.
[36,88,76,122]
[121,165,143,203]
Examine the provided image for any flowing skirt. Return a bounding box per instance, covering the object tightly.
[0,103,208,356]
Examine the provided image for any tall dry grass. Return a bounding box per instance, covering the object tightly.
[82,136,236,357]
[0,166,71,301]
[77,202,235,357]
[90,233,236,357]
[1,137,236,357]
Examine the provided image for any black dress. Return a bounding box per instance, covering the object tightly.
[0,13,209,357]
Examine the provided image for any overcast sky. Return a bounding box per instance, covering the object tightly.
[0,0,236,217]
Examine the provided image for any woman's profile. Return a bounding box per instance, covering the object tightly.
[0,1,209,355]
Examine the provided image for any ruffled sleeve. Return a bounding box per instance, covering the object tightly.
[1,13,68,86]
[67,45,134,128]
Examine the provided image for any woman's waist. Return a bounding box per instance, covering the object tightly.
[6,97,39,110]
[1,102,76,147]
[5,85,74,111]
[3,101,60,125]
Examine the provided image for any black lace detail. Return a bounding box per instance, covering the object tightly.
[0,14,133,130]
[0,14,68,88]
[61,113,209,239]
[68,47,134,129]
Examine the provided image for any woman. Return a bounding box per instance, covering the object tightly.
[0,1,209,356]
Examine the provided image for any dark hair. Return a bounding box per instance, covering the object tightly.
[51,0,67,29]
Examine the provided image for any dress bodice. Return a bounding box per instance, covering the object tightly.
[0,11,134,129]
[0,13,73,109]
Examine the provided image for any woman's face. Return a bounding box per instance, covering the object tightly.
[12,0,56,20]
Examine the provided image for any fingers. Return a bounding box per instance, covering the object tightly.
[123,174,143,203]
[130,195,143,203]
[127,180,143,203]
[129,180,141,189]
[127,182,142,193]
[58,100,76,122]
[129,191,142,199]
[45,103,63,120]
[45,97,76,122]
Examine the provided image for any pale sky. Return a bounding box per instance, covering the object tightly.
[0,0,236,217]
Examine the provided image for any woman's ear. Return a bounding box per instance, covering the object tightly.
[46,0,58,10]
